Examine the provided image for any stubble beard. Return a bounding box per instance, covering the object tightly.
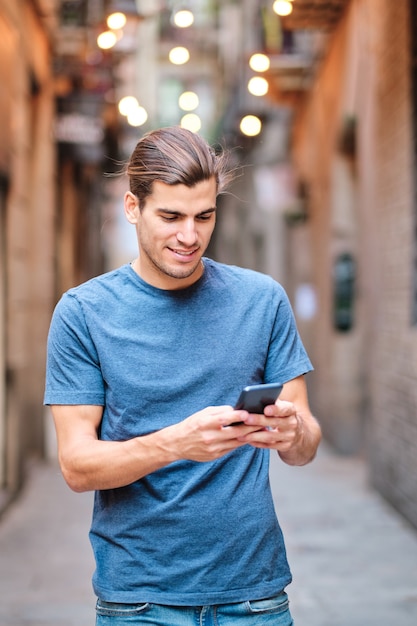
[143,246,204,283]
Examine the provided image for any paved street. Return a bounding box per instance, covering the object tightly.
[270,445,417,625]
[1,441,417,625]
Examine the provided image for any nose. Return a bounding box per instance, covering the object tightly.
[176,219,198,246]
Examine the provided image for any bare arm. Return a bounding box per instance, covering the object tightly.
[235,375,321,466]
[51,404,261,492]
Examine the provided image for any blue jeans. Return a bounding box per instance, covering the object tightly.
[95,592,293,625]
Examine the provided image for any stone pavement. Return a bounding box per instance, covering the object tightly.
[270,445,417,625]
[0,441,417,626]
[0,462,96,626]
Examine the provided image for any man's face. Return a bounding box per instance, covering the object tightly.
[125,177,217,290]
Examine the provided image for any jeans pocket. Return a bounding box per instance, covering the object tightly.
[96,600,151,617]
[246,591,292,618]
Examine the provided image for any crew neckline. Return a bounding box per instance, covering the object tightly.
[127,258,210,296]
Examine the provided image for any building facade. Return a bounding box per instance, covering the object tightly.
[214,0,417,529]
[0,0,116,511]
[287,0,417,527]
[0,0,56,508]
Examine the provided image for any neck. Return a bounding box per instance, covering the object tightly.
[130,257,205,290]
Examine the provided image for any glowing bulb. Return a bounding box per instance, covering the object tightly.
[173,10,194,28]
[107,12,126,30]
[248,76,269,97]
[179,91,199,111]
[97,30,117,50]
[118,96,139,116]
[127,106,148,127]
[169,46,190,65]
[240,115,262,137]
[180,113,202,133]
[249,53,270,73]
[272,1,294,17]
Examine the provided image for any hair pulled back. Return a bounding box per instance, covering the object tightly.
[126,126,233,208]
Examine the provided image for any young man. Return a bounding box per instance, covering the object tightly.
[45,126,321,625]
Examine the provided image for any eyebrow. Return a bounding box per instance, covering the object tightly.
[157,207,217,217]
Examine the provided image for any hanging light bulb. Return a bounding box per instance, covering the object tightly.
[179,91,199,111]
[169,46,190,65]
[107,12,127,30]
[240,115,262,137]
[173,9,194,28]
[127,106,148,127]
[249,53,270,73]
[118,96,139,117]
[248,76,269,96]
[272,0,294,17]
[97,30,118,50]
[180,113,202,133]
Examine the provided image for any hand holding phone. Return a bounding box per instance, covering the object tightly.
[229,382,283,425]
[234,382,283,413]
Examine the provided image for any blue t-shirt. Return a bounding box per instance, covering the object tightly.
[44,259,313,605]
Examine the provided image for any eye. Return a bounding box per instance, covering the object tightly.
[197,213,214,221]
[161,215,178,222]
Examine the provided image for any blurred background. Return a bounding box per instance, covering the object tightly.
[0,0,417,533]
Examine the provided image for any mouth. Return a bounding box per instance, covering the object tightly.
[168,247,200,260]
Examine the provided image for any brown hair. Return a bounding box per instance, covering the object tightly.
[126,126,234,209]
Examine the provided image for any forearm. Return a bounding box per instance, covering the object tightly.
[59,428,178,492]
[278,412,321,466]
[54,403,254,492]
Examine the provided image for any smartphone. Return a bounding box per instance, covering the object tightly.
[234,382,283,413]
[228,382,283,425]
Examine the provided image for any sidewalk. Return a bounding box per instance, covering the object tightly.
[0,463,96,626]
[0,442,417,626]
[270,444,417,625]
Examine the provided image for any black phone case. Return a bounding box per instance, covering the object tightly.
[234,383,283,414]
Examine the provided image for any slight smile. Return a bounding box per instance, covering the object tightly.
[168,247,200,259]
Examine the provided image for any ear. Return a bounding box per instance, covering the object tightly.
[124,192,140,224]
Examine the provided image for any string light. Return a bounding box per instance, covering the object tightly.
[240,115,262,136]
[118,96,139,116]
[173,9,194,28]
[97,30,118,50]
[248,76,269,96]
[179,91,199,111]
[181,113,202,133]
[127,106,148,127]
[249,53,270,73]
[169,46,190,65]
[118,97,148,127]
[107,12,126,30]
[272,0,294,17]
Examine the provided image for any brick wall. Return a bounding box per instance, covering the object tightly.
[368,0,417,526]
[0,0,56,497]
[292,0,417,527]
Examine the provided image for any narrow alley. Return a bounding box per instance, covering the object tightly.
[0,440,416,626]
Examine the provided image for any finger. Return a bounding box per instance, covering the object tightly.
[239,420,297,438]
[237,429,283,445]
[266,400,296,418]
[241,411,277,429]
[219,410,249,427]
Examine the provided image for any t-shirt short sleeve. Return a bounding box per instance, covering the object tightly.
[44,292,105,405]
